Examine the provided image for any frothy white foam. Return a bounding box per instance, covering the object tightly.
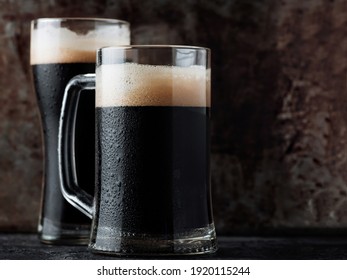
[30,24,130,64]
[96,63,211,107]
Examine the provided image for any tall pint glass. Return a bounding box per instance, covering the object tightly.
[30,18,130,244]
[58,46,217,255]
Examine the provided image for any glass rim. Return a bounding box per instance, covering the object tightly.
[99,45,210,52]
[31,17,130,26]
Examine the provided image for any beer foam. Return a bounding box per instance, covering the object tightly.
[96,63,211,107]
[30,24,130,64]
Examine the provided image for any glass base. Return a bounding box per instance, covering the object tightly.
[89,224,218,256]
[38,217,90,245]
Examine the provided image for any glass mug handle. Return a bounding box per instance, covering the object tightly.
[58,74,96,218]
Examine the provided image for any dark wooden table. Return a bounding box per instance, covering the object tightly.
[1,233,347,259]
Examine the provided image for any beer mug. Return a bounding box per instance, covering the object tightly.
[30,18,130,244]
[58,46,217,255]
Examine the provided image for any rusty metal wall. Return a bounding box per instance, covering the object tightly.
[0,0,346,234]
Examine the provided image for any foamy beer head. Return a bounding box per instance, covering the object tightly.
[30,18,130,65]
[96,46,210,108]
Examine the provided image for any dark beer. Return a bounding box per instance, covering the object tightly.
[95,106,211,235]
[31,61,95,238]
[91,64,213,247]
[30,18,130,244]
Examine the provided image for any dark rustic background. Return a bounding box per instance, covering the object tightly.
[0,0,346,235]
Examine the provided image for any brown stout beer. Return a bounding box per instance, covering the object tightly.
[30,20,130,243]
[32,61,95,232]
[92,63,212,243]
